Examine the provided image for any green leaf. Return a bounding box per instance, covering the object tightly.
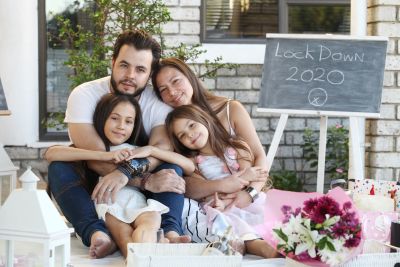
[326,241,336,252]
[273,229,288,242]
[317,236,327,250]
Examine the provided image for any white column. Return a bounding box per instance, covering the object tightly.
[349,0,367,180]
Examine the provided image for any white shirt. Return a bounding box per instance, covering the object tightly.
[64,76,172,137]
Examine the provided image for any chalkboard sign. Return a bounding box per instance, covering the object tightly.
[0,78,11,115]
[258,34,387,117]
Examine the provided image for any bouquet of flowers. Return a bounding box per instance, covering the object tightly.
[272,194,362,266]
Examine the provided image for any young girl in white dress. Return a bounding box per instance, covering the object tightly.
[45,93,194,258]
[165,104,278,258]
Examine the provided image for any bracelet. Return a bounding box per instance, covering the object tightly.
[117,158,150,179]
[243,186,259,203]
[140,173,152,191]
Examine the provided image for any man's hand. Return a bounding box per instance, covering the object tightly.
[144,169,185,194]
[92,169,129,204]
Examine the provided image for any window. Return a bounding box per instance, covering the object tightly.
[202,0,350,43]
[39,0,92,140]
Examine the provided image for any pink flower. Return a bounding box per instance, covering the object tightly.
[336,168,344,173]
[336,124,343,129]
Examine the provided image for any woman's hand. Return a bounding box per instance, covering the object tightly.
[239,166,268,183]
[219,190,252,209]
[220,170,250,193]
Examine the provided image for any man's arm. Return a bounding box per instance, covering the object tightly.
[141,125,186,194]
[145,125,172,169]
[68,123,116,175]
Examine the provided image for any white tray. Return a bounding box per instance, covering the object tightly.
[127,243,242,267]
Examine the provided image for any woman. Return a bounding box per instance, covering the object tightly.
[152,57,270,209]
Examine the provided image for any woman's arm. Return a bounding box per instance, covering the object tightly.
[229,100,269,192]
[44,145,127,163]
[184,170,250,200]
[125,146,195,175]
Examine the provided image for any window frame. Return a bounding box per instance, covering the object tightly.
[201,0,350,44]
[279,0,350,33]
[38,0,69,141]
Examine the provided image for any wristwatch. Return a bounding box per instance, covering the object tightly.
[243,186,259,203]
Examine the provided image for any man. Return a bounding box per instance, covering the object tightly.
[48,30,188,259]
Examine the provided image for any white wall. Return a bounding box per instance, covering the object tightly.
[0,0,38,146]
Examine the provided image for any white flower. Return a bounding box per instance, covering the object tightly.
[322,215,340,228]
[293,217,319,258]
[318,237,347,266]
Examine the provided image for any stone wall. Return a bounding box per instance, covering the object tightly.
[4,0,400,187]
[366,0,400,181]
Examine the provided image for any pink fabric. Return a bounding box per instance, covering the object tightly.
[254,188,363,267]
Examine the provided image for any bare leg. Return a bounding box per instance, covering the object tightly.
[104,213,134,258]
[131,211,161,243]
[244,239,281,258]
[88,230,117,259]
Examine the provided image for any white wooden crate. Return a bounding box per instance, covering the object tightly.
[341,252,400,267]
[127,243,242,267]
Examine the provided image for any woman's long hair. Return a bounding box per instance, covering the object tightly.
[93,93,148,149]
[166,104,253,163]
[151,57,228,115]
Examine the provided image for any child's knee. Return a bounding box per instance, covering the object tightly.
[135,211,161,229]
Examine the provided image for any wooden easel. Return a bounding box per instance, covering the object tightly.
[265,112,368,193]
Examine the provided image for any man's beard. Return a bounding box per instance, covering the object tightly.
[110,74,147,97]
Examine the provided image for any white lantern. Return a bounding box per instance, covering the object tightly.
[0,167,74,267]
[0,143,18,206]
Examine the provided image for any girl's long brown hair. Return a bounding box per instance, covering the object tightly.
[93,93,148,149]
[166,104,253,163]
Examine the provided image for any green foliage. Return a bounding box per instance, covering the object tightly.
[302,124,349,180]
[269,170,303,192]
[51,0,171,90]
[45,0,236,130]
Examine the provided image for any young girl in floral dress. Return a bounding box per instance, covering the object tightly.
[165,104,278,258]
[45,93,194,258]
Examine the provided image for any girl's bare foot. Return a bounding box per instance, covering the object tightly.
[89,231,117,259]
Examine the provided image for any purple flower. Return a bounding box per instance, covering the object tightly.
[344,236,361,248]
[308,196,342,223]
[281,205,292,214]
[294,207,301,216]
[342,202,352,211]
[332,223,347,238]
[303,198,318,214]
[281,205,293,223]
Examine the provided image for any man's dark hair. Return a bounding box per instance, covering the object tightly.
[113,29,161,71]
